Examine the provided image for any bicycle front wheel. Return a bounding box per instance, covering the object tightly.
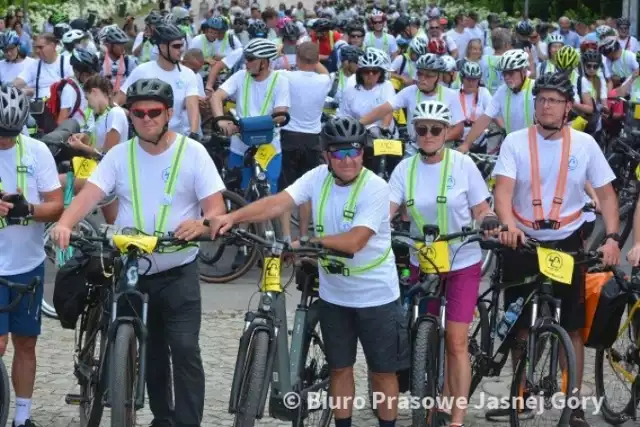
[0,360,10,427]
[411,318,438,427]
[79,304,106,427]
[110,324,138,427]
[233,330,269,427]
[509,323,577,427]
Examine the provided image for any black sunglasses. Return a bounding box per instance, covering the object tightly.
[415,124,445,137]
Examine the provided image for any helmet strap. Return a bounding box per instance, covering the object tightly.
[327,159,361,186]
[137,123,169,145]
[418,145,445,158]
[510,69,527,94]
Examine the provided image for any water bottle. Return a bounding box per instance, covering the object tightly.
[496,297,524,340]
[400,268,411,315]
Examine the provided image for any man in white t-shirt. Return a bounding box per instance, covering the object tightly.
[132,11,162,63]
[445,14,471,59]
[51,78,226,427]
[0,86,63,427]
[208,116,408,427]
[493,72,619,427]
[616,18,639,53]
[599,35,639,86]
[116,24,201,139]
[193,16,242,90]
[427,17,458,58]
[363,11,398,58]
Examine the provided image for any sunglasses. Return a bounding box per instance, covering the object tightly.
[417,70,439,78]
[415,124,445,137]
[170,43,184,50]
[328,147,362,160]
[361,68,382,75]
[130,107,165,119]
[245,55,259,62]
[350,33,364,38]
[584,63,599,70]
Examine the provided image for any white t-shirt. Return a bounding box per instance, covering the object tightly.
[219,69,291,155]
[445,28,471,59]
[0,136,60,275]
[460,87,492,143]
[620,36,640,53]
[60,77,92,128]
[120,61,200,134]
[0,57,35,85]
[285,165,399,308]
[281,70,331,134]
[439,35,458,55]
[272,54,297,70]
[480,54,503,95]
[191,33,241,58]
[389,85,465,139]
[339,81,396,128]
[17,55,73,99]
[88,136,225,274]
[389,150,490,270]
[391,54,416,80]
[492,128,615,240]
[332,72,357,105]
[133,32,159,62]
[604,49,639,79]
[89,106,130,151]
[364,32,398,57]
[485,81,535,133]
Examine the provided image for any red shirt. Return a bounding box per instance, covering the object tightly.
[311,31,342,56]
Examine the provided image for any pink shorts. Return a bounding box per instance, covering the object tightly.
[408,262,481,324]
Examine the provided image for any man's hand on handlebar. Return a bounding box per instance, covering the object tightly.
[174,219,209,241]
[598,238,620,266]
[50,224,73,250]
[499,225,526,249]
[207,214,235,238]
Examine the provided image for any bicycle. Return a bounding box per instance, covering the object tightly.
[62,228,212,427]
[363,125,404,181]
[220,227,353,427]
[468,238,597,426]
[0,276,42,427]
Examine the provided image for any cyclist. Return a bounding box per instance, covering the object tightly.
[392,15,422,41]
[360,53,464,143]
[599,35,639,88]
[364,10,398,58]
[616,17,638,52]
[117,24,201,139]
[426,17,457,58]
[208,116,408,427]
[493,72,619,427]
[479,27,511,95]
[58,48,100,128]
[50,78,226,427]
[53,22,71,50]
[389,100,499,427]
[331,45,362,103]
[193,17,240,86]
[273,21,301,70]
[0,85,63,427]
[311,18,341,64]
[535,33,565,76]
[439,55,459,89]
[60,29,85,63]
[0,31,35,85]
[99,25,136,95]
[212,38,290,193]
[133,11,163,63]
[345,21,365,49]
[458,61,491,149]
[460,49,533,153]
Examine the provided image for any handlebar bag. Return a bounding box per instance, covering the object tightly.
[582,272,626,349]
[238,115,275,147]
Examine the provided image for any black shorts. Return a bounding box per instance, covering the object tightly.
[279,130,323,189]
[318,299,410,373]
[501,226,589,333]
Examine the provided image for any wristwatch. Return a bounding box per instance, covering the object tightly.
[604,233,621,243]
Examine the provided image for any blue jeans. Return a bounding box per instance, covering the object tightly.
[0,263,44,336]
[228,151,282,194]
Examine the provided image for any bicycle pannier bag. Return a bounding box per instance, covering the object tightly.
[53,253,90,330]
[582,272,626,349]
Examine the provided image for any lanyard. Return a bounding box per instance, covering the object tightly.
[128,135,187,235]
[487,56,498,93]
[0,137,27,229]
[416,85,443,105]
[505,78,533,134]
[242,72,279,117]
[459,91,478,121]
[368,32,388,53]
[141,41,151,63]
[406,149,451,236]
[90,107,110,148]
[103,55,126,93]
[338,68,345,91]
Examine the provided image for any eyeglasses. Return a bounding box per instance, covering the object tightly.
[360,68,381,75]
[170,43,184,50]
[415,124,445,137]
[349,33,364,38]
[428,26,440,30]
[584,63,599,70]
[417,70,439,78]
[130,107,165,119]
[328,147,362,160]
[535,96,567,107]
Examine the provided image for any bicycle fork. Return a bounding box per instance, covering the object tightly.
[526,293,563,392]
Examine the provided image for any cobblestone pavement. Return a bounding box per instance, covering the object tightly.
[0,307,623,427]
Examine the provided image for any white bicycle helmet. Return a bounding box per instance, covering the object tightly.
[416,53,443,71]
[409,36,428,57]
[546,33,565,46]
[244,38,278,59]
[497,49,529,71]
[412,100,451,126]
[460,61,482,79]
[0,86,30,136]
[598,36,620,55]
[440,55,457,72]
[358,47,390,69]
[62,29,85,45]
[595,25,616,40]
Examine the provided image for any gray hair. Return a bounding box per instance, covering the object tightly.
[491,28,512,51]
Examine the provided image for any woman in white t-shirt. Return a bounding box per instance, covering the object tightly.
[458,61,492,149]
[0,30,35,85]
[389,100,499,427]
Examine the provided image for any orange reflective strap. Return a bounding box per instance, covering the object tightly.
[103,55,126,93]
[459,91,477,121]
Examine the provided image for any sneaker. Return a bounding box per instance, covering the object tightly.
[570,408,590,427]
[13,420,40,427]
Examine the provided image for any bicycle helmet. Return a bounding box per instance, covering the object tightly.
[409,36,428,56]
[428,38,446,55]
[247,20,268,39]
[546,33,565,46]
[320,116,367,149]
[102,25,129,45]
[598,36,620,55]
[53,23,71,40]
[282,21,300,41]
[152,24,185,44]
[51,12,69,26]
[70,18,89,31]
[369,9,386,23]
[412,100,451,125]
[581,49,602,66]
[207,16,228,31]
[161,13,178,25]
[555,45,580,71]
[0,31,20,49]
[515,20,534,37]
[460,60,482,79]
[62,29,85,46]
[396,36,410,49]
[440,55,457,72]
[392,15,410,33]
[243,38,278,60]
[595,25,616,40]
[617,17,630,28]
[0,85,29,136]
[313,18,332,32]
[345,22,365,35]
[497,49,529,71]
[358,47,389,69]
[125,78,174,109]
[580,39,598,53]
[532,71,574,101]
[70,48,100,74]
[416,53,443,71]
[145,11,164,27]
[339,45,363,63]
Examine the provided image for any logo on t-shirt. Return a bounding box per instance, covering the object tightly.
[21,154,35,176]
[447,176,455,189]
[176,79,185,89]
[162,167,171,182]
[568,155,577,171]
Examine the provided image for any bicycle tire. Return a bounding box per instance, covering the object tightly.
[110,324,138,427]
[79,304,106,427]
[509,323,577,427]
[234,330,269,427]
[411,318,438,427]
[199,190,260,284]
[0,360,10,427]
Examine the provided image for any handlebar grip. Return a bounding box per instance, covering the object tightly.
[213,115,239,127]
[272,111,290,128]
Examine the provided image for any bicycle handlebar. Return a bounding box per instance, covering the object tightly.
[0,277,41,314]
[69,230,213,253]
[213,111,291,130]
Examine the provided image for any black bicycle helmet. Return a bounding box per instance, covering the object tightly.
[532,71,574,101]
[247,20,268,39]
[53,23,71,40]
[581,49,602,66]
[152,24,185,44]
[0,85,29,136]
[282,21,300,41]
[125,78,174,109]
[515,20,534,37]
[145,11,164,26]
[617,17,631,28]
[312,18,332,32]
[103,25,130,45]
[345,21,365,35]
[320,116,367,149]
[70,18,89,31]
[70,48,100,74]
[340,45,363,63]
[207,16,228,31]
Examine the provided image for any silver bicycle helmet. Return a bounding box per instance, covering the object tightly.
[358,47,390,69]
[0,85,29,136]
[497,49,529,71]
[460,61,482,79]
[546,33,565,46]
[416,53,443,71]
[598,36,620,55]
[62,29,85,46]
[413,100,452,125]
[409,36,428,57]
[440,55,457,72]
[243,38,278,59]
[102,25,130,45]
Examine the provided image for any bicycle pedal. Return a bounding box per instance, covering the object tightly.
[65,393,88,405]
